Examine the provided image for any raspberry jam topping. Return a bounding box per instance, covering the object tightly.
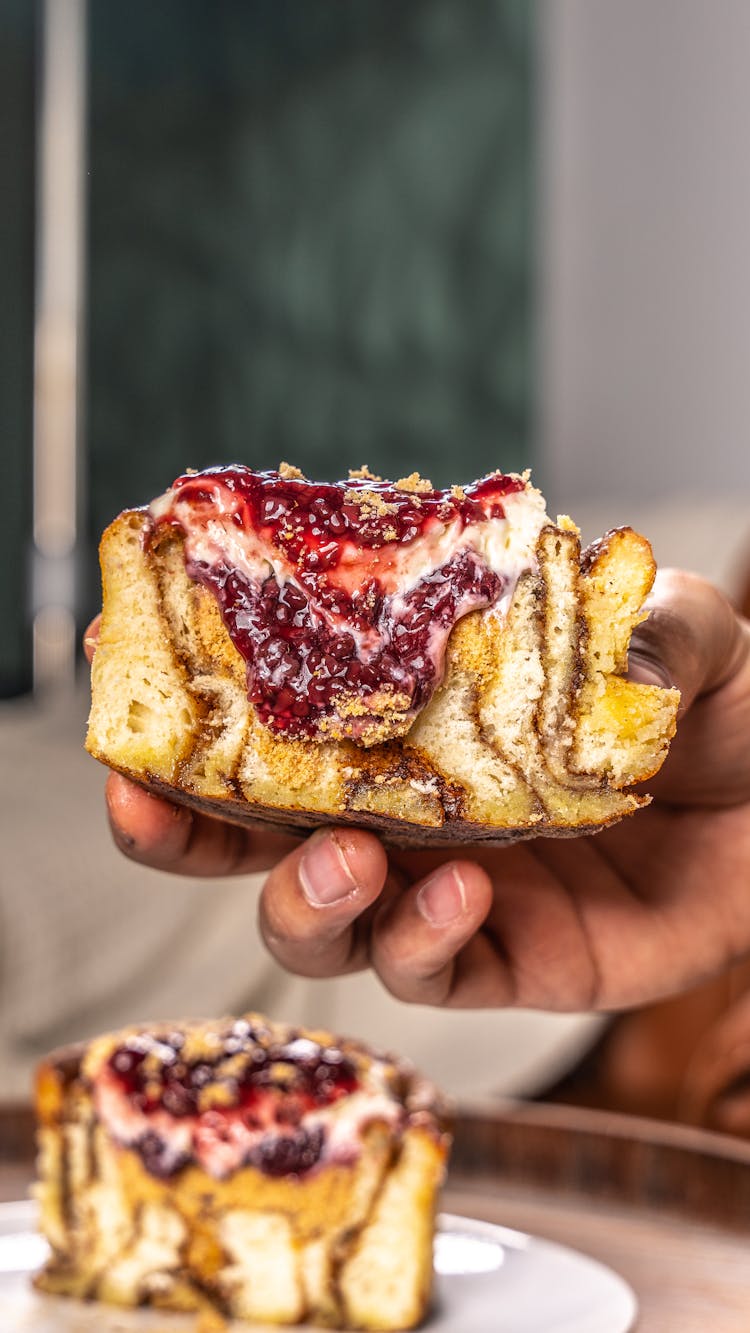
[148,465,540,743]
[100,1021,363,1180]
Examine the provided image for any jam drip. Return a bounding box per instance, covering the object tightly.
[104,1022,360,1180]
[150,466,527,741]
[199,550,501,737]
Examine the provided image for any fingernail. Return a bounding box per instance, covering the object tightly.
[299,831,358,907]
[627,647,675,690]
[416,866,467,927]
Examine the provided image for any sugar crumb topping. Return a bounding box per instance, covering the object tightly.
[395,472,433,494]
[348,464,383,482]
[278,461,306,480]
[343,487,398,517]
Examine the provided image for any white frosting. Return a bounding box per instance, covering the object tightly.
[149,479,550,637]
[306,1089,403,1162]
[149,475,551,738]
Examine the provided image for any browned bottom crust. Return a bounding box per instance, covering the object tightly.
[134,767,642,849]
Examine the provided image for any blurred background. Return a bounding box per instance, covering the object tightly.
[2,0,750,1124]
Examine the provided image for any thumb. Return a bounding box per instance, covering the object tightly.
[628,569,750,804]
[628,569,741,711]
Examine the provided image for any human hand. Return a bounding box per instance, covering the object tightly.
[88,569,750,1013]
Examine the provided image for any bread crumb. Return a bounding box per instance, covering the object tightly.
[278,461,306,480]
[348,464,382,481]
[556,513,581,535]
[395,472,433,494]
[343,488,398,517]
[335,689,411,719]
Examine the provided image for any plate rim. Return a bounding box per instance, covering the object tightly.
[439,1210,637,1331]
[0,1198,638,1332]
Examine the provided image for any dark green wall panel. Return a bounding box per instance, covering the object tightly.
[0,0,35,695]
[87,0,534,582]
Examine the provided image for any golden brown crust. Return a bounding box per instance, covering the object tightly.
[86,506,679,845]
[120,767,641,848]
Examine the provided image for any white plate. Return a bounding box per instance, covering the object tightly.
[0,1199,636,1332]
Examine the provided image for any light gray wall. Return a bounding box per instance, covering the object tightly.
[540,0,750,537]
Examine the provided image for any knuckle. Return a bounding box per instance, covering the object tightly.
[258,886,304,950]
[378,963,453,1008]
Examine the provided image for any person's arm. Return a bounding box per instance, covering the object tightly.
[90,568,750,1012]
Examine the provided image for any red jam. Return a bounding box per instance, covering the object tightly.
[149,466,527,741]
[106,1024,360,1178]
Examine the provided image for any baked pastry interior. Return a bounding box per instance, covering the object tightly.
[86,463,680,843]
[34,1013,449,1329]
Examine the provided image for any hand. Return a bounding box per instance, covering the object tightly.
[88,569,750,1013]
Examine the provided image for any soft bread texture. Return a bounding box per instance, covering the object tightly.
[86,510,679,845]
[35,1019,448,1329]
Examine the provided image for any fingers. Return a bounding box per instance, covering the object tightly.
[105,771,297,876]
[369,860,496,1005]
[258,829,390,977]
[259,837,500,1006]
[83,614,101,664]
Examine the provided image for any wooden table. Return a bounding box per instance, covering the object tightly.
[3,1100,750,1329]
[447,1100,750,1331]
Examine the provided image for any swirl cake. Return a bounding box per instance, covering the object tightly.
[86,463,679,844]
[34,1013,449,1328]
